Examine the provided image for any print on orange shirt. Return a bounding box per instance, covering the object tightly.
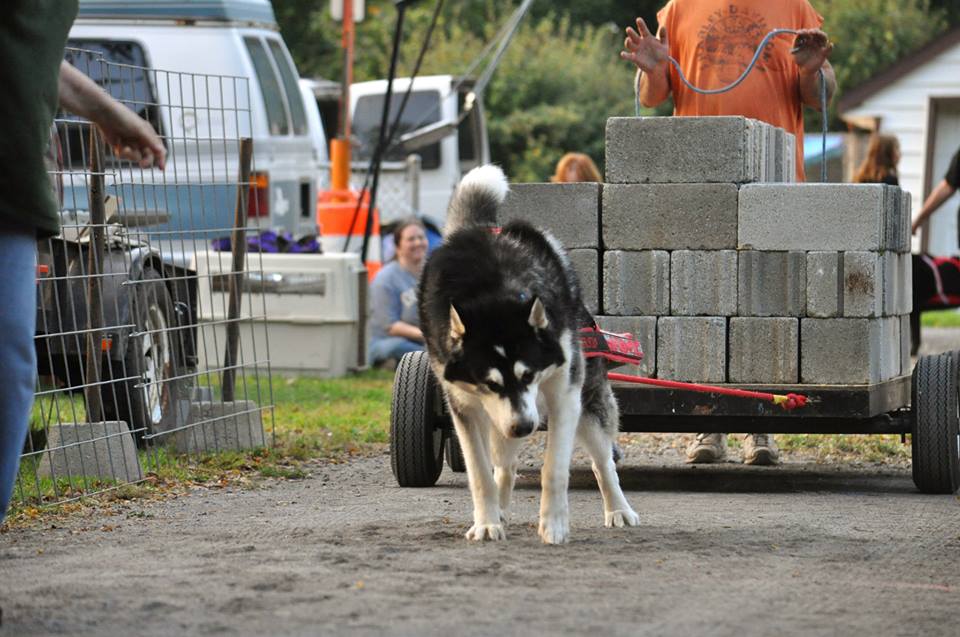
[696,6,773,83]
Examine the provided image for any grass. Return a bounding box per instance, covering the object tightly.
[921,309,960,328]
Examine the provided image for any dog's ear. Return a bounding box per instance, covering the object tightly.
[528,297,549,329]
[449,304,466,344]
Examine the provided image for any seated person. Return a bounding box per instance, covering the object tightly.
[368,218,428,367]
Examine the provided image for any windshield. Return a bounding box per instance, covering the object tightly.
[353,90,441,169]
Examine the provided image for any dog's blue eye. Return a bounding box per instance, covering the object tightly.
[521,371,534,385]
[486,381,502,393]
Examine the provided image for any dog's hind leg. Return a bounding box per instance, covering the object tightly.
[576,411,640,529]
[451,411,506,541]
[490,434,524,523]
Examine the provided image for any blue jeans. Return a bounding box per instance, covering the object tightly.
[0,223,37,522]
[368,336,423,366]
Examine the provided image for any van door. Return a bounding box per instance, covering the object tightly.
[242,34,319,238]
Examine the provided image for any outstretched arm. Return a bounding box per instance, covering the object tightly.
[620,17,671,108]
[792,30,837,110]
[58,61,166,169]
[912,179,957,234]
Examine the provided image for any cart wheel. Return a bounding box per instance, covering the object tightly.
[445,430,467,473]
[911,353,960,494]
[390,351,444,487]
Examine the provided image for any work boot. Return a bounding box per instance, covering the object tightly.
[685,433,727,463]
[742,433,780,465]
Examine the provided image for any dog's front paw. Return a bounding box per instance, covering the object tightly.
[605,508,640,528]
[538,515,569,545]
[465,523,506,541]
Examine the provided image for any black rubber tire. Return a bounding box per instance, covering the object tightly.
[445,429,467,473]
[390,351,444,487]
[911,352,960,494]
[102,269,186,442]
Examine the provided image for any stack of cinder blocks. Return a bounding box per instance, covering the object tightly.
[502,116,912,386]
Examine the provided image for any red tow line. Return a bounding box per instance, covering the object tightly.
[606,372,809,411]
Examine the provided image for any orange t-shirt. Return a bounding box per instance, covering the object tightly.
[657,0,823,181]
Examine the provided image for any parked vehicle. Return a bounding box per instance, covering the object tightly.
[66,0,321,240]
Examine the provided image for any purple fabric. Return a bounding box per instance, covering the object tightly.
[212,231,321,254]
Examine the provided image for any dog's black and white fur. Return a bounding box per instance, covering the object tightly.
[419,165,639,544]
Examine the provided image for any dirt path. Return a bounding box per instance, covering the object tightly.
[2,445,959,637]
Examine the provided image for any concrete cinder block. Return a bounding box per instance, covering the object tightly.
[738,251,806,316]
[500,182,600,249]
[900,252,913,314]
[670,250,738,316]
[843,251,883,317]
[783,132,796,183]
[900,314,912,377]
[595,315,656,377]
[879,316,901,382]
[38,421,142,482]
[728,317,799,383]
[800,318,883,384]
[174,401,266,453]
[605,116,768,184]
[602,183,739,250]
[806,251,840,318]
[602,250,670,315]
[739,184,888,251]
[568,248,599,315]
[657,317,727,382]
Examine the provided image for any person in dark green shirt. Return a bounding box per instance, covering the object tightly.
[1,1,166,523]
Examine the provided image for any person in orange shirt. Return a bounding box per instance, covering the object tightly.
[622,0,836,182]
[620,1,836,466]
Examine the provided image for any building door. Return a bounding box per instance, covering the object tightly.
[923,97,960,255]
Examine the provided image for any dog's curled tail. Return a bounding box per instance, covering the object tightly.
[444,164,509,236]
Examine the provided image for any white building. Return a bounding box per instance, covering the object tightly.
[840,27,960,256]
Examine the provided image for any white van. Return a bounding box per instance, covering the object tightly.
[67,0,320,240]
[349,75,491,223]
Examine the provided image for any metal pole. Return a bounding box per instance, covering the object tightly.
[406,153,421,215]
[221,137,253,402]
[84,127,106,422]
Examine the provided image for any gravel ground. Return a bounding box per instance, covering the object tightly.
[1,329,958,636]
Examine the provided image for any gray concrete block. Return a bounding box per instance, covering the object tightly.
[739,184,888,251]
[738,251,806,316]
[657,316,727,382]
[784,132,796,182]
[670,250,738,316]
[38,421,142,482]
[602,250,670,315]
[843,251,883,317]
[900,252,913,314]
[806,251,840,318]
[879,317,901,382]
[174,401,266,453]
[500,182,600,249]
[800,318,883,384]
[900,315,912,377]
[601,183,739,250]
[728,317,799,383]
[595,315,656,377]
[605,116,766,184]
[568,248,599,315]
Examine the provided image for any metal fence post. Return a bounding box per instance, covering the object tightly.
[221,137,254,402]
[84,127,107,422]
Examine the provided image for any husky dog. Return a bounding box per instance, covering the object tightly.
[419,165,639,544]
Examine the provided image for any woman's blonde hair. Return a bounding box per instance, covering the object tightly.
[854,134,899,184]
[552,152,602,183]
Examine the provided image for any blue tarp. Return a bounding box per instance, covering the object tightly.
[77,0,277,24]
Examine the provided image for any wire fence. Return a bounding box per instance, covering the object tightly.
[16,48,276,508]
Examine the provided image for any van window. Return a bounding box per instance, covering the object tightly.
[353,91,441,170]
[62,41,164,168]
[457,90,477,163]
[267,39,307,136]
[244,37,289,135]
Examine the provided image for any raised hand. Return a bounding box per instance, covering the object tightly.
[620,17,669,73]
[792,29,833,75]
